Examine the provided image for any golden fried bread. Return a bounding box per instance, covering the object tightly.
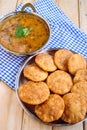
[18,48,87,124]
[23,64,48,81]
[68,54,86,75]
[18,81,50,105]
[73,69,87,83]
[71,81,87,109]
[35,53,57,72]
[54,49,73,71]
[61,93,86,124]
[47,70,73,95]
[35,94,65,123]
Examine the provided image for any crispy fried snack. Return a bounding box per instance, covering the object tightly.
[54,49,73,71]
[23,64,48,81]
[47,70,73,95]
[68,54,86,75]
[18,81,50,105]
[35,94,65,123]
[61,93,86,124]
[35,53,57,72]
[71,81,87,109]
[73,69,87,83]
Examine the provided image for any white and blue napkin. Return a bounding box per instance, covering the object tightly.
[0,0,87,90]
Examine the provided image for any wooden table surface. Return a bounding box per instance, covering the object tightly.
[0,0,87,130]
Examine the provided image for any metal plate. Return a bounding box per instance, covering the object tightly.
[16,48,87,126]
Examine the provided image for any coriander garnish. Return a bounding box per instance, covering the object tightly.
[15,25,33,38]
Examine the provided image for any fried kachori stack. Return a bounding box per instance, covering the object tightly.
[18,48,87,124]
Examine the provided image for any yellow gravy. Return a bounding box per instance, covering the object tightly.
[0,13,49,54]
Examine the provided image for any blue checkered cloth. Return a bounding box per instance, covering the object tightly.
[0,0,87,90]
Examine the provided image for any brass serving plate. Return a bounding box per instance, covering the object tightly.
[16,48,87,126]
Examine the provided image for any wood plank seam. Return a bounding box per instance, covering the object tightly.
[16,0,19,8]
[78,0,80,28]
[83,122,85,130]
[21,110,24,130]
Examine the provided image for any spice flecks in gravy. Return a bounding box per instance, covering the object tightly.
[0,13,49,53]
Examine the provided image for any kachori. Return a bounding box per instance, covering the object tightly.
[17,48,87,125]
[71,81,87,109]
[23,64,48,81]
[54,49,73,71]
[73,69,87,83]
[18,81,50,105]
[35,94,65,123]
[35,53,57,72]
[62,93,86,124]
[47,70,73,95]
[68,54,86,75]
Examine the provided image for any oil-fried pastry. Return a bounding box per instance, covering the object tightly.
[68,54,86,75]
[62,93,86,124]
[71,81,87,109]
[54,49,73,71]
[47,70,73,95]
[23,64,48,81]
[35,53,57,72]
[73,69,87,83]
[18,81,50,105]
[35,94,65,122]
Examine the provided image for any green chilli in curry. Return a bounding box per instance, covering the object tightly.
[0,13,50,54]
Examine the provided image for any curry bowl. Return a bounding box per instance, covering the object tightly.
[0,3,50,56]
[16,48,87,126]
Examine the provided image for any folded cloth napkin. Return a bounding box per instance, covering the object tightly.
[0,0,87,90]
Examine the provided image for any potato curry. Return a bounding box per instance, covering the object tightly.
[0,13,49,54]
